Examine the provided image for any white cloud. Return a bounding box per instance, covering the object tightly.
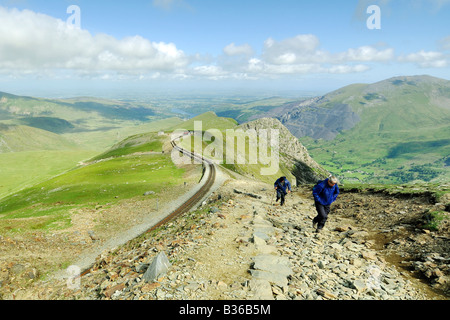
[192,65,227,78]
[223,43,254,57]
[337,46,394,62]
[262,34,322,65]
[0,7,188,77]
[328,64,371,74]
[259,35,393,67]
[238,35,392,76]
[399,50,449,68]
[2,6,445,85]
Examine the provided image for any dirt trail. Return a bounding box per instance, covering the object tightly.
[3,175,447,300]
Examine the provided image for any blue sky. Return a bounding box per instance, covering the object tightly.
[0,0,449,98]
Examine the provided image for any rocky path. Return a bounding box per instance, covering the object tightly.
[19,177,442,300]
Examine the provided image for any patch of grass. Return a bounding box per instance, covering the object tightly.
[423,211,449,231]
[169,111,238,132]
[91,133,164,161]
[0,125,77,152]
[0,149,99,200]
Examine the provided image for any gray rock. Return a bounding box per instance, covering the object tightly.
[253,231,270,241]
[143,251,172,283]
[352,279,368,293]
[252,260,293,277]
[250,270,288,287]
[88,231,99,241]
[249,279,274,300]
[210,207,219,213]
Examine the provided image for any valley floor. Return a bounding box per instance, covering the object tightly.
[2,171,448,300]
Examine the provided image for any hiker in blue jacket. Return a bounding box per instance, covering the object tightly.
[312,176,340,233]
[274,176,291,206]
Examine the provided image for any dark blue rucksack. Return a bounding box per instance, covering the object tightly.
[313,179,324,191]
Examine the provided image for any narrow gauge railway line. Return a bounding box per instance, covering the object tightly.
[79,138,216,277]
[146,139,216,232]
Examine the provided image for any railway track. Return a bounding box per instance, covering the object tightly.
[79,138,216,277]
[145,139,216,233]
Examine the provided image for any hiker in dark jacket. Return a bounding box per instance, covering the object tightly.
[274,176,291,206]
[312,176,340,233]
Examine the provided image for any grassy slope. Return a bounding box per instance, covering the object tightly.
[0,125,77,152]
[169,111,238,132]
[0,117,183,201]
[0,150,98,200]
[91,132,166,161]
[0,133,186,234]
[303,78,450,184]
[174,112,294,184]
[0,112,276,235]
[0,124,97,199]
[62,117,183,151]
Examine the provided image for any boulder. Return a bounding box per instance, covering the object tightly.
[143,251,172,283]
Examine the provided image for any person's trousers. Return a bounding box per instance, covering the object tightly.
[313,202,331,230]
[276,190,286,206]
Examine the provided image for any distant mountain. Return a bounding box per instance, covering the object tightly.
[0,91,165,134]
[251,75,450,140]
[249,75,450,184]
[0,90,182,152]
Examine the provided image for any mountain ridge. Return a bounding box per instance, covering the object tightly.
[248,75,450,183]
[250,75,450,141]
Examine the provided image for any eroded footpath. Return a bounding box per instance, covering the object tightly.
[8,177,447,300]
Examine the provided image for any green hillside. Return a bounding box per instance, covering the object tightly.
[0,149,98,200]
[0,90,183,202]
[91,132,166,161]
[174,112,303,184]
[0,132,191,234]
[0,124,95,200]
[0,124,77,152]
[169,111,238,132]
[0,91,176,147]
[282,76,450,184]
[62,117,183,151]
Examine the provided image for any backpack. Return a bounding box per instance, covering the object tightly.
[313,179,324,191]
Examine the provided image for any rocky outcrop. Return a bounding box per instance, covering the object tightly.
[248,95,361,141]
[238,118,328,183]
[279,103,360,141]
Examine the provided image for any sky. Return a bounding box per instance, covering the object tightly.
[0,0,449,98]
